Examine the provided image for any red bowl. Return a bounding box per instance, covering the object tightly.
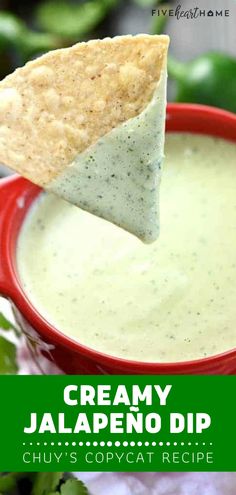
[1,103,236,374]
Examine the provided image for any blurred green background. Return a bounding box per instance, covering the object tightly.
[0,0,236,110]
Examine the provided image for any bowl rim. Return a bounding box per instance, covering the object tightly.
[1,102,236,372]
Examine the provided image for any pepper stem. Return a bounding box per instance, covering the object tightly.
[150,3,170,35]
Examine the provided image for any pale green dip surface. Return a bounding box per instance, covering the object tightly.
[17,133,236,362]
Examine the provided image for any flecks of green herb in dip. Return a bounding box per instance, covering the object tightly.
[17,133,236,363]
[46,71,167,244]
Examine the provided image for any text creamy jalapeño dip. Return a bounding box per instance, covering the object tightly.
[17,133,236,363]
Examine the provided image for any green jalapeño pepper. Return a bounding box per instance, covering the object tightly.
[168,52,236,113]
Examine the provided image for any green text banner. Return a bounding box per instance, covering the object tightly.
[0,375,234,471]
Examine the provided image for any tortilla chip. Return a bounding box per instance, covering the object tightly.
[0,34,169,186]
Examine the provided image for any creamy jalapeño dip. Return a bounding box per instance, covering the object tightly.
[46,70,167,243]
[17,133,236,363]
